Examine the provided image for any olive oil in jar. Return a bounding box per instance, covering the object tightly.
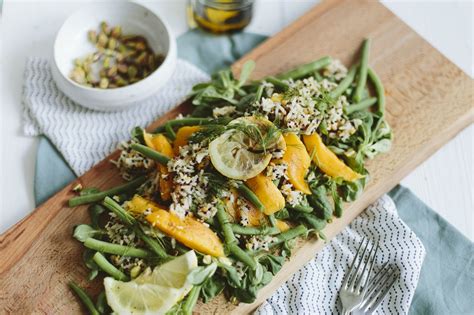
[188,0,254,34]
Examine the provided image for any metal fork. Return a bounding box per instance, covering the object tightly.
[339,238,379,315]
[352,262,399,315]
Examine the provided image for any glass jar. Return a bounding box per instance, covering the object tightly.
[188,0,254,34]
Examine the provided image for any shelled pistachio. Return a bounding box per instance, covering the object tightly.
[69,21,165,89]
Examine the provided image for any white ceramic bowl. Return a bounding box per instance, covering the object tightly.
[51,2,177,111]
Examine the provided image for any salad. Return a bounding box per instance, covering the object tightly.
[69,39,392,314]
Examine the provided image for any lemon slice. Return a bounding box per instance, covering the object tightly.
[104,251,198,315]
[104,280,181,315]
[135,250,198,287]
[209,130,272,180]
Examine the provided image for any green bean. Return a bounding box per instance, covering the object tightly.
[130,143,170,165]
[154,118,218,133]
[216,204,237,244]
[102,197,168,258]
[345,97,377,115]
[237,183,265,212]
[103,196,135,225]
[273,225,308,245]
[329,65,357,99]
[165,122,176,141]
[92,252,129,281]
[297,212,327,231]
[368,68,385,116]
[265,76,289,91]
[182,285,202,315]
[289,204,313,213]
[276,56,332,80]
[68,176,147,207]
[84,238,150,258]
[216,204,256,269]
[353,39,370,102]
[134,227,168,259]
[69,281,100,315]
[228,243,257,269]
[230,224,279,236]
[268,214,277,227]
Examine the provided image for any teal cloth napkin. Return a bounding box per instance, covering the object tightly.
[33,29,473,314]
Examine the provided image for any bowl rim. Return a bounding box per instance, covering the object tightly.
[52,1,176,95]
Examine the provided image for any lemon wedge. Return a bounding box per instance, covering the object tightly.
[104,251,198,315]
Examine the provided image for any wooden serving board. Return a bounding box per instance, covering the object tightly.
[1,0,472,313]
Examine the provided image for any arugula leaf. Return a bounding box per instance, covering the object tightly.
[201,275,225,303]
[259,254,285,275]
[83,249,99,281]
[73,224,104,243]
[187,263,217,285]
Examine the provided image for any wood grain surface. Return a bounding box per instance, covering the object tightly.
[1,0,473,313]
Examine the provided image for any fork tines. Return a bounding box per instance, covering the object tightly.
[342,238,379,295]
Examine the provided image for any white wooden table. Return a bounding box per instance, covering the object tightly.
[0,0,472,240]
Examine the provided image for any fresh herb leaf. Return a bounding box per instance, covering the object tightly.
[187,263,217,285]
[73,224,104,243]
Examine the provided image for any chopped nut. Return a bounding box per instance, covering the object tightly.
[97,32,108,48]
[107,65,118,77]
[99,77,109,89]
[72,183,83,192]
[117,63,128,74]
[87,30,97,43]
[110,25,122,38]
[100,21,110,35]
[127,65,138,78]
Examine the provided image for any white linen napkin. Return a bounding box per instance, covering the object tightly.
[22,59,425,314]
[256,195,425,315]
[22,57,210,175]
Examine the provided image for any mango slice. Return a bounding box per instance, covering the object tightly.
[275,219,290,232]
[143,132,174,200]
[302,133,363,182]
[281,133,311,194]
[128,195,224,257]
[173,126,201,155]
[245,173,285,215]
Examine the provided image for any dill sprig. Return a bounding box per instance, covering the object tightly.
[189,125,226,143]
[204,171,229,197]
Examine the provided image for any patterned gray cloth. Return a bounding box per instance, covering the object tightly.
[22,57,210,175]
[256,195,425,315]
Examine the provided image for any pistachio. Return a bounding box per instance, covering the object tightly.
[100,21,110,35]
[147,54,156,69]
[135,41,146,51]
[87,30,97,43]
[115,76,128,87]
[103,56,111,69]
[107,65,118,77]
[127,65,138,79]
[99,68,107,78]
[117,63,128,74]
[110,25,122,38]
[99,77,109,89]
[97,32,108,48]
[136,51,147,65]
[71,67,86,81]
[107,38,117,50]
[74,58,83,67]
